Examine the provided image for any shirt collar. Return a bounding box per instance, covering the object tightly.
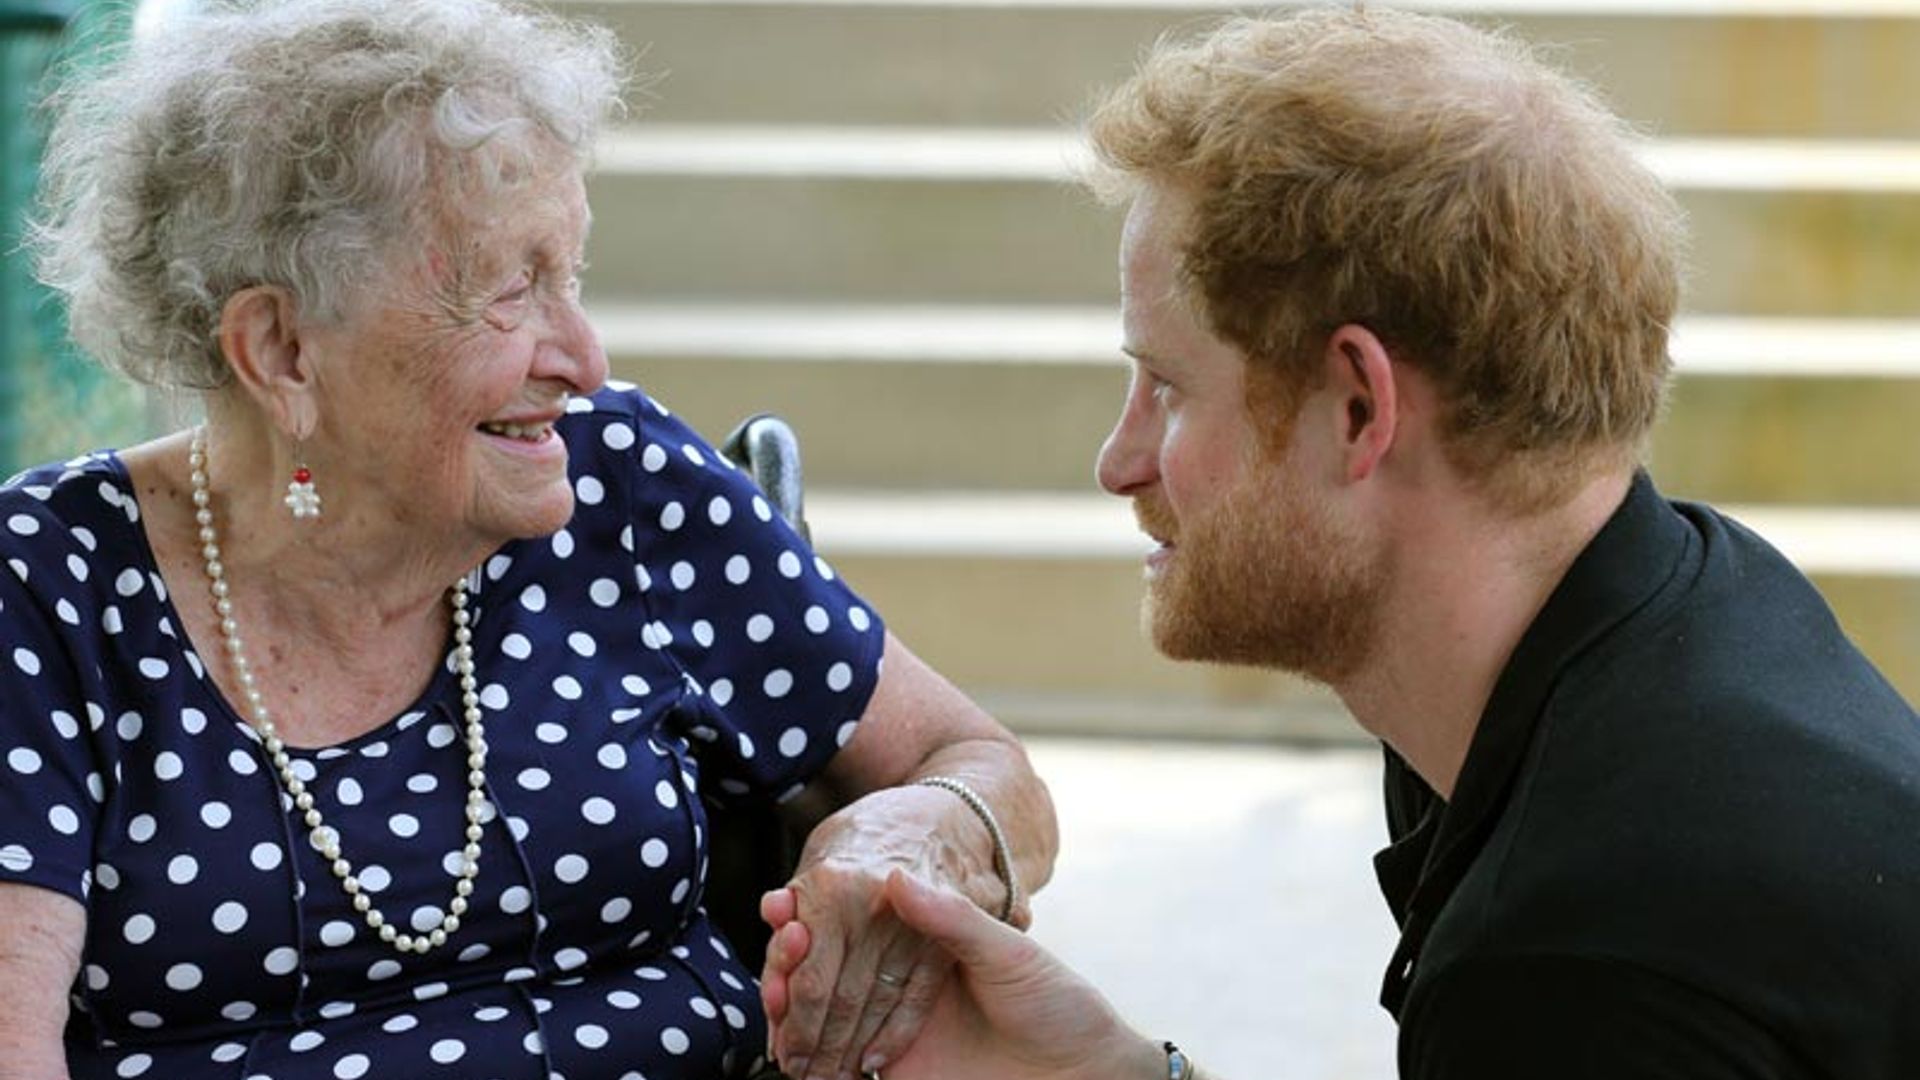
[1375,470,1697,1014]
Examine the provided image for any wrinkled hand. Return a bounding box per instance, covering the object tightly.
[760,788,981,1079]
[767,869,1156,1080]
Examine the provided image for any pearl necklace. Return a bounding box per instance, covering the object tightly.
[189,427,487,957]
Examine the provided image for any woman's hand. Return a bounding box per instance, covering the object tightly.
[759,785,987,1079]
[766,869,1164,1080]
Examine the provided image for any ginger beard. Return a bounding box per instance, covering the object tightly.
[1134,458,1386,685]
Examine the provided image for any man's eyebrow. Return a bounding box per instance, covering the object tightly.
[1121,345,1176,371]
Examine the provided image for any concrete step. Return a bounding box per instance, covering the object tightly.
[563,0,1920,139]
[605,304,1920,505]
[585,129,1920,316]
[796,491,1920,724]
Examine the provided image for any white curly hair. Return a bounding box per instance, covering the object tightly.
[29,0,627,390]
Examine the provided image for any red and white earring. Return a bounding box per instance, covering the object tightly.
[283,447,321,519]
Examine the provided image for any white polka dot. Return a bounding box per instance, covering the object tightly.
[475,1005,509,1021]
[8,748,41,774]
[138,657,169,680]
[724,1003,749,1029]
[597,744,628,770]
[0,845,32,873]
[661,1027,690,1055]
[358,865,391,892]
[555,854,590,883]
[764,669,794,699]
[334,777,363,806]
[690,996,718,1019]
[778,728,809,758]
[264,946,298,975]
[124,914,156,943]
[127,1011,162,1029]
[519,585,547,612]
[600,897,632,923]
[708,496,733,526]
[602,422,636,450]
[681,443,706,466]
[367,959,402,981]
[229,749,259,776]
[551,529,575,558]
[388,813,419,839]
[213,901,249,934]
[670,561,696,590]
[654,780,680,810]
[47,804,79,835]
[576,476,605,505]
[567,631,598,657]
[319,920,354,947]
[709,679,734,707]
[220,1001,257,1021]
[430,1040,466,1064]
[319,1000,354,1019]
[745,614,774,642]
[479,684,510,711]
[608,989,641,1009]
[116,712,143,741]
[165,963,202,991]
[537,722,568,745]
[50,710,79,739]
[576,1024,610,1050]
[555,947,589,971]
[641,444,668,472]
[250,842,282,871]
[849,606,873,632]
[826,662,854,692]
[382,1013,418,1033]
[101,606,122,634]
[589,578,620,607]
[65,554,86,581]
[501,633,533,660]
[407,773,437,794]
[167,854,199,884]
[333,1054,370,1080]
[777,551,803,578]
[500,886,531,914]
[154,751,184,780]
[805,606,831,634]
[581,797,616,825]
[12,647,41,676]
[5,513,39,536]
[128,813,156,842]
[114,567,144,596]
[737,733,756,760]
[290,1031,326,1052]
[641,838,669,868]
[114,1053,151,1078]
[692,619,715,648]
[487,554,513,580]
[553,675,583,700]
[660,502,685,531]
[411,906,443,932]
[518,767,552,791]
[415,983,449,1002]
[837,720,859,747]
[199,801,231,829]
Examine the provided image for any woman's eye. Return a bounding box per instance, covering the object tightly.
[1149,375,1176,404]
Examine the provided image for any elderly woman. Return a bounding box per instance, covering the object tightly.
[1,1,1054,1077]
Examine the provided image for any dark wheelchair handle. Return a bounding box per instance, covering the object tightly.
[719,414,810,544]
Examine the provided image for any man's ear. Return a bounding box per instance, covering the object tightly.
[1322,323,1399,483]
[217,285,320,439]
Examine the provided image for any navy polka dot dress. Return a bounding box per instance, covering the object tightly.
[0,385,884,1079]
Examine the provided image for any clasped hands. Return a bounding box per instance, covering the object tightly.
[758,788,1142,1080]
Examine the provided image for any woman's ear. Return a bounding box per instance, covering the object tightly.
[217,285,320,439]
[1321,323,1400,484]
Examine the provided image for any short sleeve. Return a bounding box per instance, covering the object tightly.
[598,390,886,802]
[0,533,103,902]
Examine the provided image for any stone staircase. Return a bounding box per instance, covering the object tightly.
[562,0,1920,739]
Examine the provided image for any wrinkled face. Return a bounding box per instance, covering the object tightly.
[304,163,608,548]
[1095,185,1381,682]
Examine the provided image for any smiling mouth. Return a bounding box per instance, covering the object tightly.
[478,420,556,443]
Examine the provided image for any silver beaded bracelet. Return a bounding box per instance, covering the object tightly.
[915,775,1021,923]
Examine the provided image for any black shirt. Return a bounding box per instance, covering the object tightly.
[1376,473,1920,1078]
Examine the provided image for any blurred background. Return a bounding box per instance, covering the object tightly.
[4,0,1918,1075]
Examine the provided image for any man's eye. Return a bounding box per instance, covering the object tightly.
[496,273,534,305]
[1149,375,1176,403]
